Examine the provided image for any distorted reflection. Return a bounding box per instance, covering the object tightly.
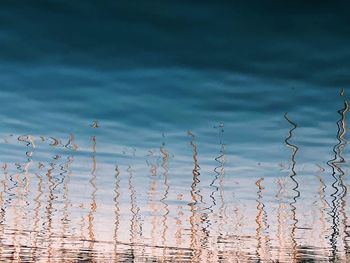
[0,93,349,262]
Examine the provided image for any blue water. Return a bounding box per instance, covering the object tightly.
[0,1,350,262]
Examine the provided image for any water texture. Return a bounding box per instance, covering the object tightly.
[0,1,350,262]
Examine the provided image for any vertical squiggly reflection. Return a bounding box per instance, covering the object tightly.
[254,178,271,262]
[44,158,58,262]
[113,165,121,262]
[188,131,202,262]
[147,154,159,258]
[31,163,44,262]
[127,165,140,260]
[88,135,97,255]
[59,156,74,261]
[205,124,225,261]
[12,135,34,261]
[275,178,288,262]
[337,96,349,260]
[0,164,8,259]
[284,113,300,262]
[214,127,227,262]
[327,93,349,260]
[317,175,329,259]
[175,193,184,261]
[160,143,170,260]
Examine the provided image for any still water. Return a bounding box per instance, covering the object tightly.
[1,1,350,262]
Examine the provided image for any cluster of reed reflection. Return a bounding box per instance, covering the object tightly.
[0,96,350,262]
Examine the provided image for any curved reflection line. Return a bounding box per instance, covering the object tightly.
[113,165,121,262]
[284,113,300,262]
[49,137,61,147]
[160,143,170,260]
[65,133,78,150]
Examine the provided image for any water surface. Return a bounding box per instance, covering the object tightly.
[0,1,350,262]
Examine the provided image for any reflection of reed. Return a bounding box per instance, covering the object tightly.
[0,164,8,259]
[338,99,349,258]
[147,158,159,257]
[12,167,22,262]
[275,179,288,262]
[127,165,140,259]
[328,95,349,259]
[216,139,227,261]
[59,156,74,260]
[44,160,57,262]
[326,99,348,260]
[284,113,300,262]
[188,131,202,262]
[254,178,271,262]
[160,143,170,260]
[175,193,184,261]
[317,176,329,259]
[31,166,44,261]
[206,125,225,261]
[80,215,86,245]
[88,136,97,252]
[12,135,34,261]
[113,165,121,262]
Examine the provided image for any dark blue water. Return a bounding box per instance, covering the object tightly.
[0,1,350,262]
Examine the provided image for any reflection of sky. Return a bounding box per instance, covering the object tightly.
[0,1,350,261]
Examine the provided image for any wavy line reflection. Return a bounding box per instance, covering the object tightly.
[327,93,349,260]
[160,142,170,261]
[127,165,141,260]
[147,155,159,258]
[254,178,271,262]
[0,164,8,259]
[31,166,44,261]
[284,113,300,262]
[87,135,97,256]
[275,178,289,262]
[44,158,58,262]
[2,102,350,262]
[188,131,202,262]
[59,156,74,260]
[113,165,121,262]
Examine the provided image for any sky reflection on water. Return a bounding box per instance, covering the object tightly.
[0,1,350,262]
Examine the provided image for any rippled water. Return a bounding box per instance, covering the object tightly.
[1,1,350,262]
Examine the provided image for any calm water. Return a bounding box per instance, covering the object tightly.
[1,1,350,262]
